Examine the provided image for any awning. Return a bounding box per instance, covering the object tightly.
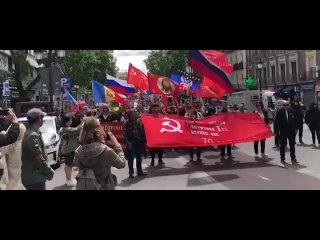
[26,54,40,68]
[0,50,11,56]
[282,86,295,93]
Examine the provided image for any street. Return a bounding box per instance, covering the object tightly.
[46,124,320,190]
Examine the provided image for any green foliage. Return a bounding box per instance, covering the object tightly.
[144,50,188,76]
[63,50,118,88]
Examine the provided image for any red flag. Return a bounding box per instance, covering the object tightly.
[191,85,218,98]
[127,63,149,91]
[202,50,227,62]
[148,73,181,97]
[202,50,233,74]
[202,75,226,99]
[215,61,233,74]
[141,113,273,148]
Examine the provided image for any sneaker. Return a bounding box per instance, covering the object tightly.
[261,153,268,159]
[227,156,234,160]
[272,145,279,148]
[255,153,259,157]
[129,174,134,179]
[66,178,77,187]
[299,140,304,144]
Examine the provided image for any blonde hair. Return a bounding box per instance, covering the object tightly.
[79,117,106,145]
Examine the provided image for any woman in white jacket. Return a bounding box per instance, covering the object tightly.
[0,123,26,190]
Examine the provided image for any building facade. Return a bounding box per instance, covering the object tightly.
[246,50,320,107]
[0,50,40,107]
[226,50,247,90]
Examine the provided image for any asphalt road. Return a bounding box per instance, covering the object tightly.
[46,124,320,190]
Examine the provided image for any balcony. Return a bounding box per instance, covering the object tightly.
[299,71,320,81]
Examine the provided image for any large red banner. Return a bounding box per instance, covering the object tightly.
[141,113,273,147]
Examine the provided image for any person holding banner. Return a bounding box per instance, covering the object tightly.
[188,110,203,163]
[124,110,147,178]
[148,104,164,166]
[253,101,269,159]
[219,103,233,160]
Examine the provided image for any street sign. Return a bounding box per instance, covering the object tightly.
[60,76,72,87]
[2,80,10,96]
[2,89,10,97]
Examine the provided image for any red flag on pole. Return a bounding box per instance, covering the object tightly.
[147,73,181,97]
[127,63,149,91]
[191,85,218,98]
[202,75,226,99]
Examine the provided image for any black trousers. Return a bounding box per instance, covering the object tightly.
[309,126,320,144]
[220,145,231,157]
[295,123,304,141]
[23,181,46,190]
[274,123,280,146]
[254,140,266,154]
[189,148,201,160]
[127,143,144,175]
[280,133,296,161]
[150,148,163,163]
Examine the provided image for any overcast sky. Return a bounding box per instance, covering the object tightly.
[114,50,150,72]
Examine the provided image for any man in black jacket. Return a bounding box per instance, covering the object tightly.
[291,100,304,144]
[274,100,299,164]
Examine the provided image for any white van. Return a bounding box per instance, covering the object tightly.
[262,91,276,120]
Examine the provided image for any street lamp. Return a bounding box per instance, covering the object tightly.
[34,50,66,112]
[257,59,263,99]
[74,85,79,101]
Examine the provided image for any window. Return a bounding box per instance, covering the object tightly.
[271,66,276,83]
[263,67,267,86]
[230,56,233,63]
[309,56,315,69]
[235,55,238,63]
[239,53,243,62]
[280,64,286,82]
[291,61,297,82]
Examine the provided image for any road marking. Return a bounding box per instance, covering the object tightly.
[257,175,271,181]
[297,168,314,174]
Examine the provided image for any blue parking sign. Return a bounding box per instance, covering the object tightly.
[60,76,72,87]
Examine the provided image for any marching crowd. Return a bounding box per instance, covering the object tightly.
[1,90,320,190]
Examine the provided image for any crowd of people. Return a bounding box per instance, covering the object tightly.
[1,90,320,190]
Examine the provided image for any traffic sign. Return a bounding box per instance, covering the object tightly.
[2,89,10,97]
[60,76,72,87]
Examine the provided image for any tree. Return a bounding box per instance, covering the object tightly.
[9,50,34,102]
[144,50,188,76]
[62,50,118,88]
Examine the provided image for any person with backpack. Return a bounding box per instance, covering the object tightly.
[74,117,125,190]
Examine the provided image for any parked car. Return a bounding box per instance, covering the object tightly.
[18,115,62,169]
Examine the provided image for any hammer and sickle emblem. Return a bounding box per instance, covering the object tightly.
[160,117,183,133]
